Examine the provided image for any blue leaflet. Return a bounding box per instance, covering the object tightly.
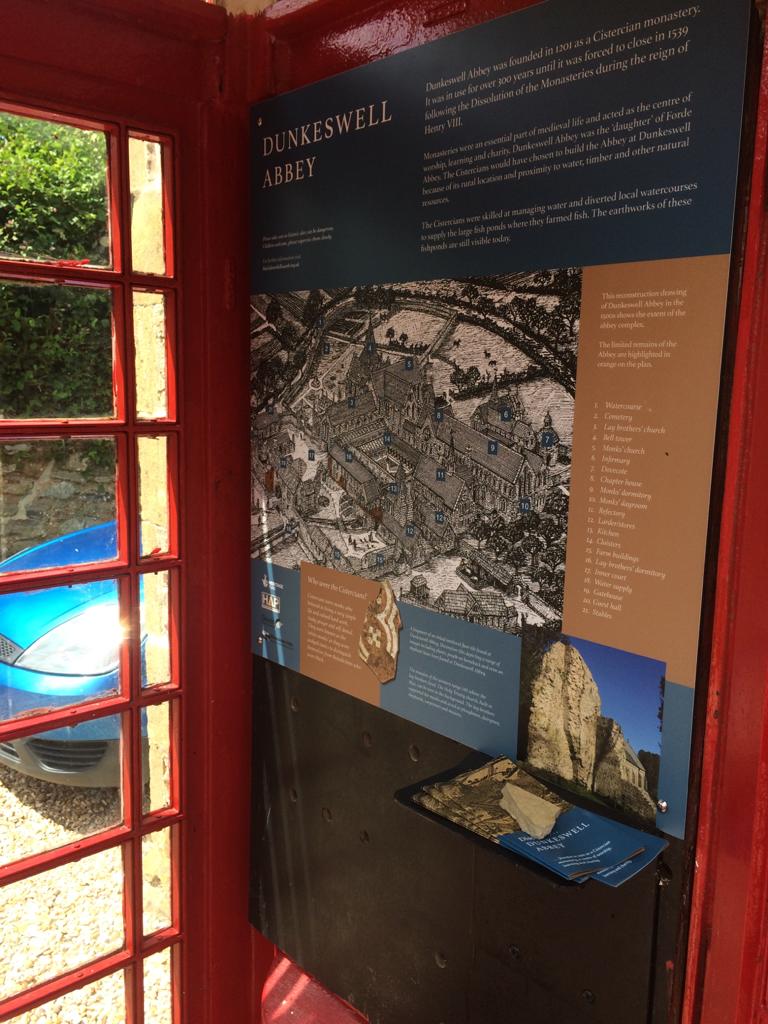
[499,807,667,882]
[594,832,670,888]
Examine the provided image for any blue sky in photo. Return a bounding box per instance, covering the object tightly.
[564,636,665,755]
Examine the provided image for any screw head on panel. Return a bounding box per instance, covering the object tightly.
[657,799,669,814]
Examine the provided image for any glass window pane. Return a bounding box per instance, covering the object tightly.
[0,438,117,572]
[0,280,114,420]
[133,291,170,420]
[4,970,126,1024]
[0,845,124,1001]
[143,826,173,935]
[0,111,111,267]
[0,578,122,724]
[140,571,171,690]
[144,947,173,1024]
[129,137,167,276]
[138,436,170,556]
[142,700,171,814]
[0,713,122,867]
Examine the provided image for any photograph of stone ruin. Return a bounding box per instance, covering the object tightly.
[519,631,663,822]
[250,268,579,635]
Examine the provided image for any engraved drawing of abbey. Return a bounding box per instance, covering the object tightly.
[250,269,580,635]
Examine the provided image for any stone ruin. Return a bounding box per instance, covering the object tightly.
[523,639,657,821]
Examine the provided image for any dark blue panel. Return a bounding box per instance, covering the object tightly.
[251,559,301,671]
[380,602,520,757]
[251,0,749,292]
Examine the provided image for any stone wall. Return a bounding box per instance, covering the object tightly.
[525,640,600,789]
[0,441,115,564]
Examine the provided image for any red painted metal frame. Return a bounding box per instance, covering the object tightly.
[681,16,768,1024]
[0,105,183,1024]
[0,3,257,1024]
[192,18,277,1016]
[262,955,369,1023]
[253,0,542,95]
[5,2,762,1021]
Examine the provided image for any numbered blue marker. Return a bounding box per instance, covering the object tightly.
[308,449,315,461]
[366,340,375,353]
[279,457,287,468]
[435,510,445,524]
[266,403,275,415]
[542,431,556,448]
[345,450,354,463]
[388,483,399,495]
[333,548,341,560]
[405,357,414,371]
[434,408,444,422]
[520,497,532,513]
[318,316,325,328]
[500,407,512,422]
[376,553,385,566]
[488,440,499,456]
[383,432,392,446]
[322,342,331,354]
[436,468,446,481]
[348,396,356,409]
[406,524,416,537]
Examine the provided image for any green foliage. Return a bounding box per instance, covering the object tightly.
[0,282,113,419]
[0,114,113,420]
[0,113,109,264]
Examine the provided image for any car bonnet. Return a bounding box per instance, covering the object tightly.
[0,523,119,650]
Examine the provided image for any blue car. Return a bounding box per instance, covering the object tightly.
[0,522,129,787]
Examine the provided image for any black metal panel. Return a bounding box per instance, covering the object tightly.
[471,841,656,1024]
[252,659,476,1024]
[251,659,686,1024]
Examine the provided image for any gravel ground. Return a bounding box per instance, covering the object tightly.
[0,765,173,1022]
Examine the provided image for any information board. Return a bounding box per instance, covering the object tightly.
[250,0,749,839]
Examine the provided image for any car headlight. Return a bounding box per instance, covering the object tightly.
[15,604,124,676]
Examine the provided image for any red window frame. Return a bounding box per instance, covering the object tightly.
[681,22,768,1024]
[0,103,184,1022]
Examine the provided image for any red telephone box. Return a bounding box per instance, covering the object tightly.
[0,3,767,1024]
